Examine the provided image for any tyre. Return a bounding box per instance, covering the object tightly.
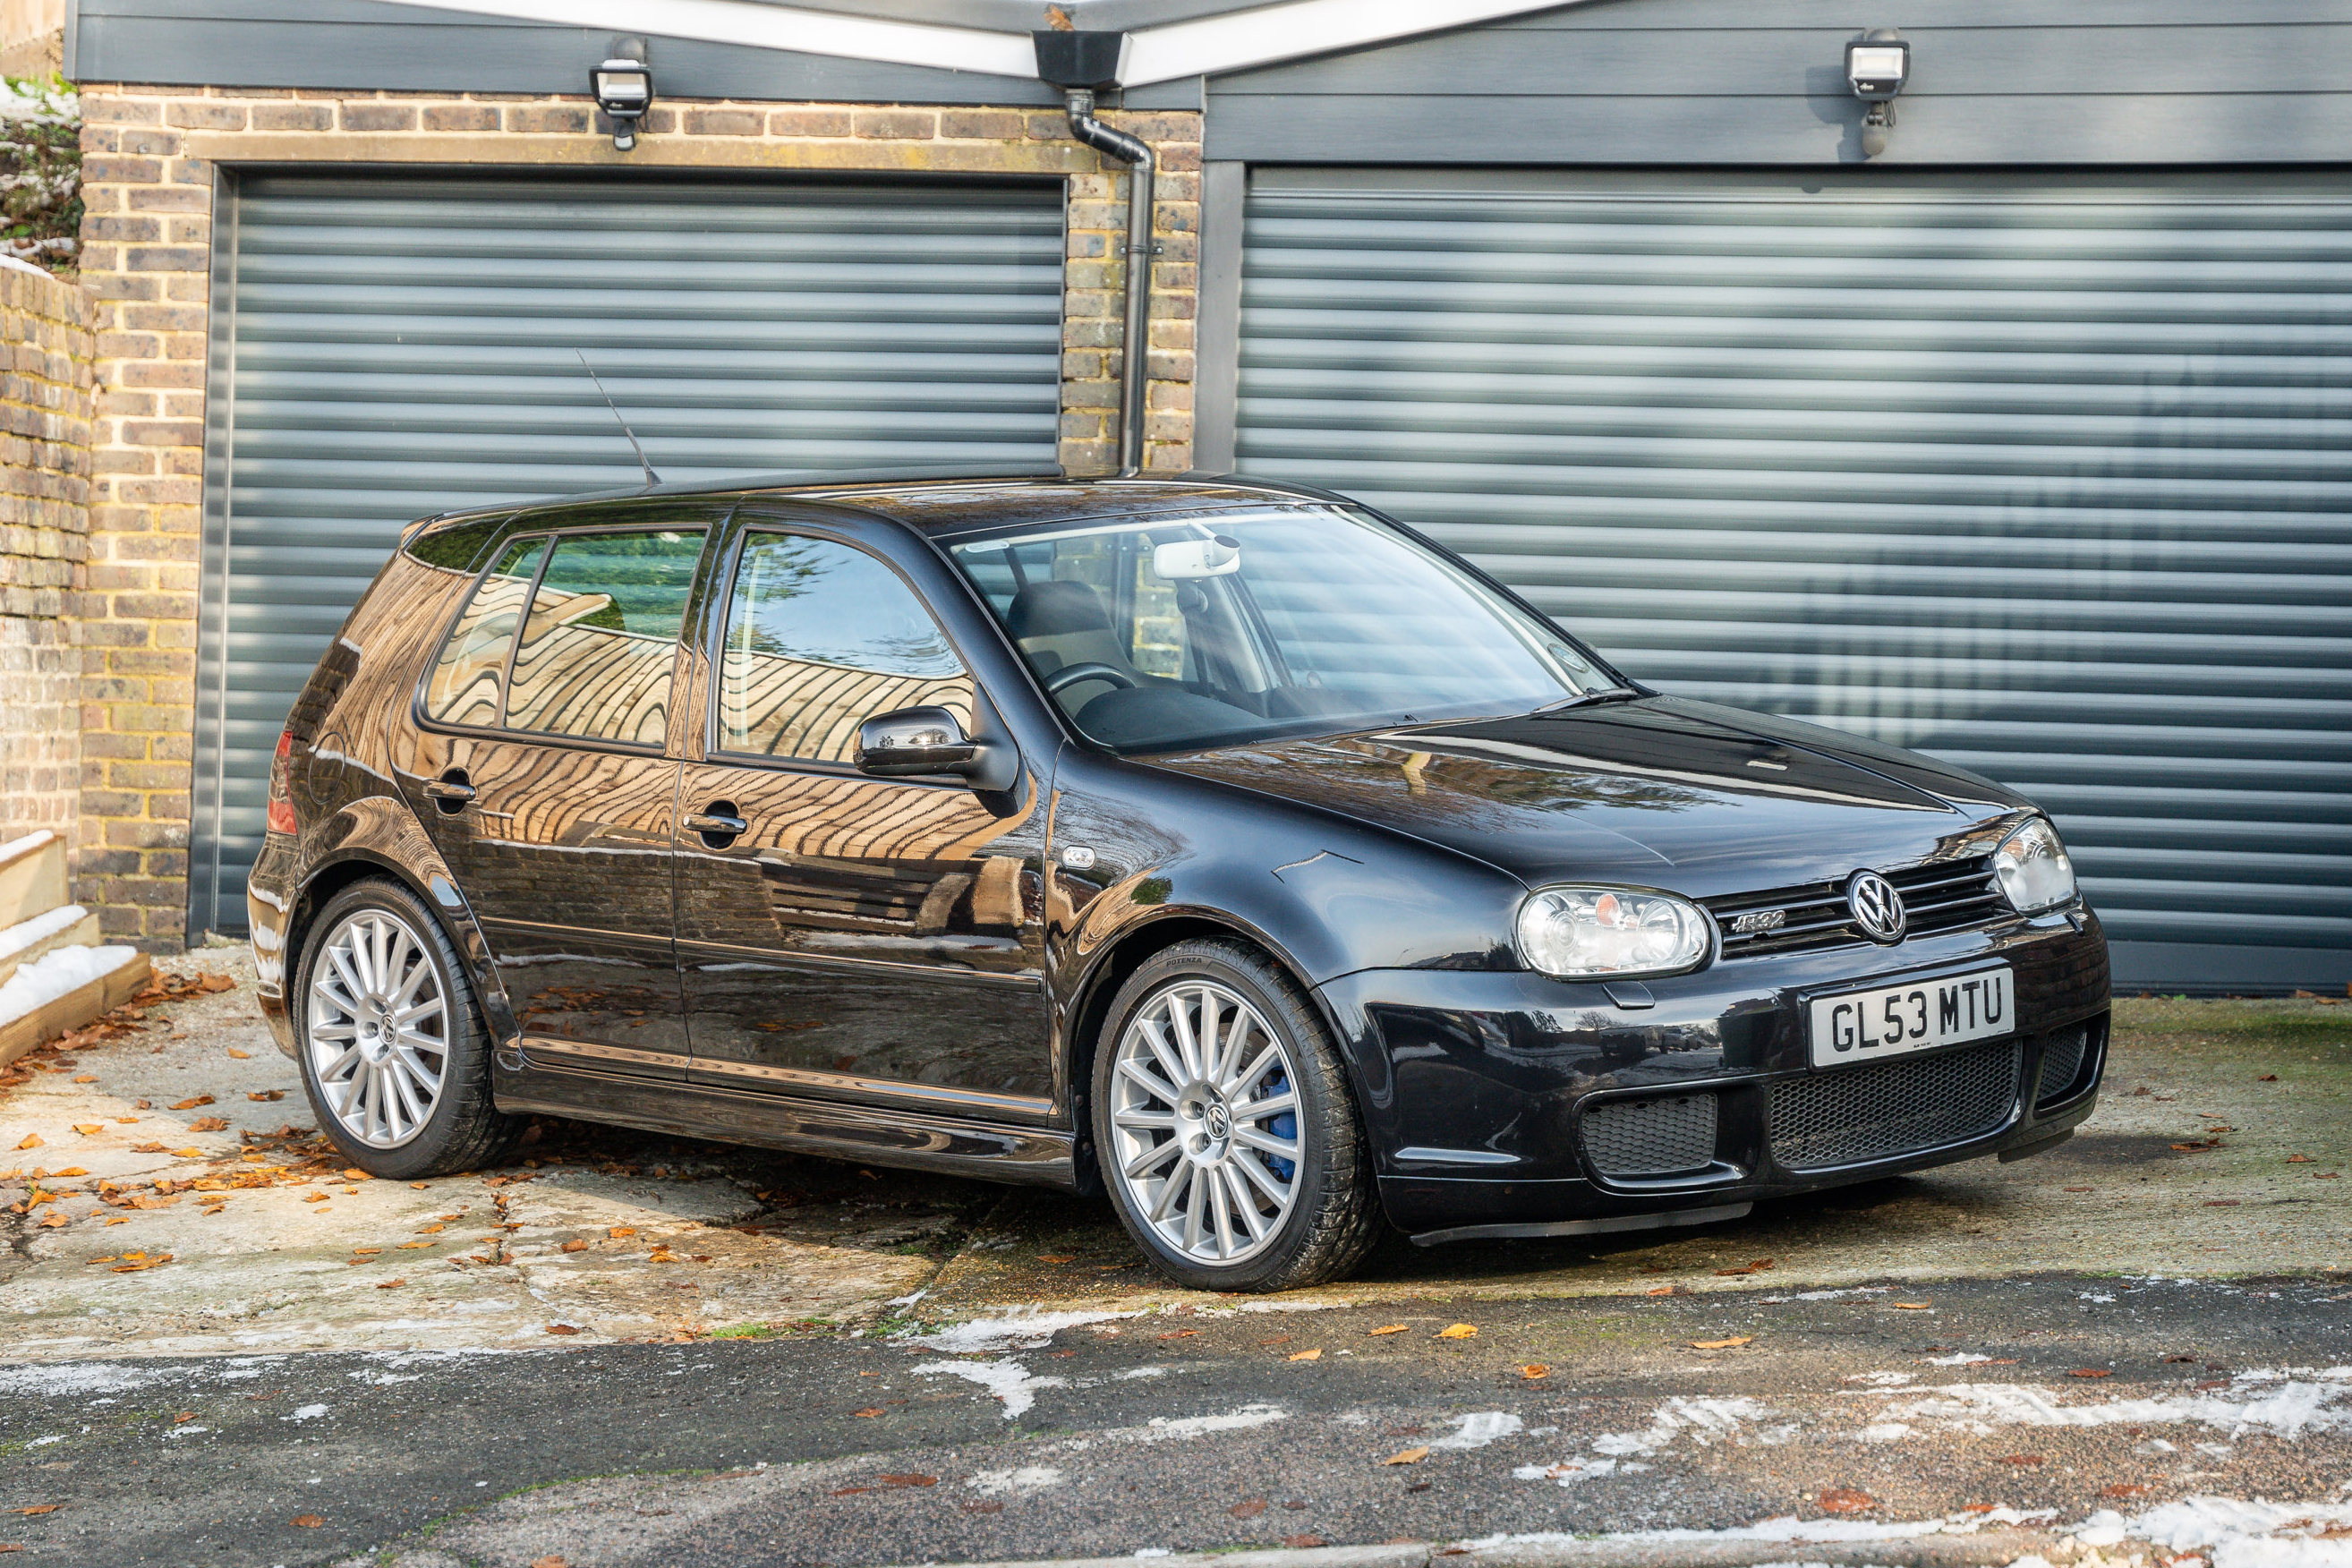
[294,877,522,1179]
[1092,939,1381,1291]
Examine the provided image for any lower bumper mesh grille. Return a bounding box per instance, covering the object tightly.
[1769,1040,2021,1172]
[1582,1093,1718,1178]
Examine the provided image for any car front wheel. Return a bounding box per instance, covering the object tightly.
[295,878,521,1179]
[1093,940,1381,1291]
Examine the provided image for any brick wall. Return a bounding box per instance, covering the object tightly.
[74,85,1201,945]
[0,256,91,872]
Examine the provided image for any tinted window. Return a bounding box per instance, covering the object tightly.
[502,529,706,744]
[422,536,547,728]
[716,533,972,762]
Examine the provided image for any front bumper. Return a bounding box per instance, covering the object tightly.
[1316,907,2109,1240]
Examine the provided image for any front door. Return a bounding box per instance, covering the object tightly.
[672,524,1052,1119]
[400,516,715,1078]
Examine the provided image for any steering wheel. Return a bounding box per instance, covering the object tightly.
[1044,661,1140,697]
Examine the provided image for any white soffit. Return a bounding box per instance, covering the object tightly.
[368,0,1575,87]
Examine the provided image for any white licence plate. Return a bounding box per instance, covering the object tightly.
[1808,966,2014,1069]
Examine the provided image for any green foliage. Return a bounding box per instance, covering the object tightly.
[2,74,80,274]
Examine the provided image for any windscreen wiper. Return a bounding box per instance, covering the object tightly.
[1530,686,1644,714]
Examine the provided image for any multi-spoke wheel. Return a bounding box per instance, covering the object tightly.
[294,878,520,1177]
[1094,940,1382,1291]
[1108,978,1301,1267]
[306,907,447,1147]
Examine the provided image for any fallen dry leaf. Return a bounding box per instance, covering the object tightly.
[415,1223,445,1233]
[545,1324,582,1335]
[1230,1499,1268,1518]
[2002,1454,2046,1465]
[290,1514,323,1528]
[879,1474,936,1488]
[1383,1446,1430,1466]
[852,1408,884,1419]
[561,1239,589,1253]
[35,1213,67,1229]
[1691,1336,1753,1350]
[1287,1349,1322,1362]
[1818,1489,1875,1515]
[342,1169,371,1180]
[1645,1285,1675,1296]
[1437,1324,1478,1340]
[14,1135,40,1151]
[247,1090,285,1103]
[1036,1254,1076,1263]
[375,1278,405,1289]
[1368,1324,1409,1336]
[71,1124,103,1136]
[303,1192,328,1204]
[170,1148,204,1158]
[2069,1368,2114,1378]
[226,1048,251,1060]
[1283,1536,1328,1550]
[1892,1302,1934,1310]
[190,1117,229,1132]
[608,1226,635,1238]
[530,1557,570,1568]
[51,1166,84,1177]
[1520,1364,1551,1379]
[170,1097,213,1111]
[72,1075,96,1084]
[12,1506,58,1516]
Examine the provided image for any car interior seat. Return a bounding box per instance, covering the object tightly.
[1007,579,1147,715]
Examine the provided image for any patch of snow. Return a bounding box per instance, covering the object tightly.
[1591,1396,1774,1457]
[905,1307,1144,1352]
[165,1425,209,1437]
[0,829,55,865]
[2110,1496,2352,1567]
[1845,1371,1915,1386]
[0,944,140,1027]
[1789,1287,1893,1301]
[967,1465,1064,1497]
[1858,1422,1914,1442]
[1429,1411,1525,1450]
[0,1362,172,1398]
[912,1357,1064,1420]
[26,1435,62,1447]
[1515,1457,1620,1486]
[1885,1373,2352,1441]
[285,1404,329,1422]
[0,904,89,962]
[1925,1352,1993,1366]
[2079,1292,2118,1304]
[1126,1403,1287,1443]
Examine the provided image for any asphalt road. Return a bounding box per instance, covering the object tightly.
[4,1274,2348,1568]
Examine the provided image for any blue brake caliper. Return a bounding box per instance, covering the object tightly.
[1262,1070,1297,1180]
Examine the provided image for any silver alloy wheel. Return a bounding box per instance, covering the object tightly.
[1107,977,1302,1266]
[304,907,448,1149]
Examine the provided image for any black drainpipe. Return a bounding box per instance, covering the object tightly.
[1035,31,1153,477]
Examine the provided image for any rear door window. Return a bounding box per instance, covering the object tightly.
[714,533,972,763]
[503,529,707,744]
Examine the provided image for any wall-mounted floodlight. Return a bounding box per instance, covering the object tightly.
[1845,28,1908,158]
[591,57,654,151]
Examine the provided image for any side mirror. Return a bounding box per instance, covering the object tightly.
[855,706,982,778]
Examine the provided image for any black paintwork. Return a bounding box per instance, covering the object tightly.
[250,473,2109,1239]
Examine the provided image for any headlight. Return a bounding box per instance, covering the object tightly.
[1992,815,2077,914]
[1514,886,1711,979]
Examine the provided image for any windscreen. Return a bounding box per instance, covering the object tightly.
[949,506,1614,754]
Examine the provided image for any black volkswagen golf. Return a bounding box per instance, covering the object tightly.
[250,472,2109,1291]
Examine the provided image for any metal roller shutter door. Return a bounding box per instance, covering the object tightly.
[1236,171,2351,992]
[193,171,1065,934]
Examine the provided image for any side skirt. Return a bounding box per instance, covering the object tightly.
[497,1060,1078,1191]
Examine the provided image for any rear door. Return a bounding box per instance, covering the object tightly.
[399,507,721,1078]
[671,510,1053,1120]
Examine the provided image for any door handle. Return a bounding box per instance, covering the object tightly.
[683,812,748,837]
[422,776,476,806]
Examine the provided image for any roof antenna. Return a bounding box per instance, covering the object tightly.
[576,350,660,487]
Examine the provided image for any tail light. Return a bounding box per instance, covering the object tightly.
[266,729,298,835]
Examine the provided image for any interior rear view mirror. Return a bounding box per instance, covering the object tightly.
[1152,535,1240,579]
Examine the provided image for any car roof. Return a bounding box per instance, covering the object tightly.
[404,467,1351,545]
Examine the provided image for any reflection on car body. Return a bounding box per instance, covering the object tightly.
[250,473,2109,1291]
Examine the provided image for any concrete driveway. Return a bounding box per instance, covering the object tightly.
[0,958,2346,1566]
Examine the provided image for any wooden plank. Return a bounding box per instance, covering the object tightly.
[0,951,153,1071]
[0,908,103,990]
[0,831,66,930]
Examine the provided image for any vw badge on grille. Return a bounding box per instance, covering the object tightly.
[1846,870,1907,943]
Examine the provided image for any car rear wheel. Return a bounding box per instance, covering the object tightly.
[1093,940,1381,1291]
[295,878,521,1179]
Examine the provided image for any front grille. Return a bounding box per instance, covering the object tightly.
[1768,1038,2021,1171]
[1581,1092,1718,1178]
[1705,855,2006,959]
[2035,1025,2091,1107]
